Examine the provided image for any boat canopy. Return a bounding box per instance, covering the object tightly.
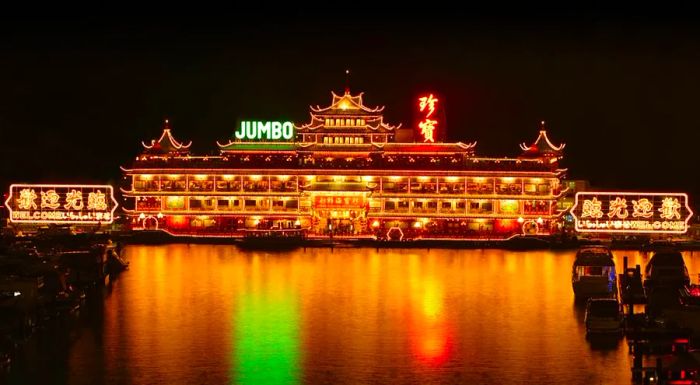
[574,247,614,267]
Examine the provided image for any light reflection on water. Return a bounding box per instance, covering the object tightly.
[6,246,700,385]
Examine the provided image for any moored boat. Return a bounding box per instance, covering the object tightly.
[572,246,617,299]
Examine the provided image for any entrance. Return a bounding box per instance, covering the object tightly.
[310,193,367,235]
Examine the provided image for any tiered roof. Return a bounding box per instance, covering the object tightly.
[296,91,401,132]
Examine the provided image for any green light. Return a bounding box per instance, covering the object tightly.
[234,121,295,141]
[232,292,299,385]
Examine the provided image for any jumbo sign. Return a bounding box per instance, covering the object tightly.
[234,121,295,141]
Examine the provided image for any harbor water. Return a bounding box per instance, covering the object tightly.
[5,245,700,385]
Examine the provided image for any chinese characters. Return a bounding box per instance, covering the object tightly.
[9,185,115,224]
[417,93,440,143]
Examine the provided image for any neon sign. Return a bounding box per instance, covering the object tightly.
[234,121,295,141]
[571,192,693,234]
[417,94,440,143]
[5,184,118,224]
[314,195,365,209]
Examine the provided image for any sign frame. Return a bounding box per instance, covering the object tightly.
[570,191,693,234]
[5,184,119,225]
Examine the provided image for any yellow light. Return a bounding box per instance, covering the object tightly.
[294,219,301,226]
[140,174,153,181]
[250,175,262,181]
[223,175,234,181]
[305,176,314,181]
[413,221,422,229]
[194,174,207,180]
[371,220,380,228]
[501,177,515,183]
[339,101,349,110]
[278,175,290,181]
[388,176,402,182]
[473,177,486,183]
[139,213,146,220]
[157,212,164,219]
[445,176,459,183]
[362,176,374,182]
[417,176,430,182]
[530,178,543,184]
[537,217,544,225]
[517,217,524,223]
[167,174,181,179]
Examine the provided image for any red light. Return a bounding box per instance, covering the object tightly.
[689,287,700,297]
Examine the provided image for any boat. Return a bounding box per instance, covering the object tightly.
[572,246,617,299]
[237,228,307,250]
[660,282,700,330]
[644,250,690,291]
[584,297,623,335]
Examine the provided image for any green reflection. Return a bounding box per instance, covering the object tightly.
[233,292,299,385]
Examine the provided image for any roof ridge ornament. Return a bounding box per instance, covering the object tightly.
[519,121,565,154]
[141,118,192,152]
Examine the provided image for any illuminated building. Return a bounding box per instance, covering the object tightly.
[120,92,568,239]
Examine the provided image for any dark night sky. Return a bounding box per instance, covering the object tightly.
[1,11,698,204]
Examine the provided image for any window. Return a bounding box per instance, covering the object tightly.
[442,202,452,210]
[385,201,396,210]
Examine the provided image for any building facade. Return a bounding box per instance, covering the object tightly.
[120,91,568,240]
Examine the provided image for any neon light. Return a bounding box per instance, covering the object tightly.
[87,190,108,211]
[418,119,437,143]
[659,197,681,220]
[418,94,439,117]
[386,226,404,240]
[17,189,38,210]
[40,189,61,209]
[234,121,294,141]
[571,192,693,234]
[607,197,629,219]
[6,184,118,225]
[63,190,84,210]
[581,197,604,219]
[632,198,653,218]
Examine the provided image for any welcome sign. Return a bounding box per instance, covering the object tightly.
[570,192,693,234]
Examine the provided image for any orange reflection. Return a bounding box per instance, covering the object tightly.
[408,256,452,367]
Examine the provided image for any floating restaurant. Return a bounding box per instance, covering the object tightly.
[119,90,569,240]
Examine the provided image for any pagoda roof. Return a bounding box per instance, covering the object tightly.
[141,120,192,154]
[310,91,385,114]
[519,125,565,158]
[296,90,401,132]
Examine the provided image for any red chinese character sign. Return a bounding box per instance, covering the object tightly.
[416,93,445,143]
[313,195,365,209]
[570,192,693,234]
[5,184,118,224]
